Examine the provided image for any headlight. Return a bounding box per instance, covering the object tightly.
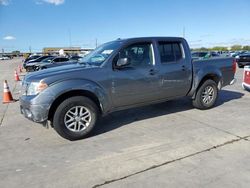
[26,81,48,96]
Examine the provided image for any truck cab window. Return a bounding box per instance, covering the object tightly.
[119,43,153,67]
[158,42,183,63]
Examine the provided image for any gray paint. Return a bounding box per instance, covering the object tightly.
[20,37,235,123]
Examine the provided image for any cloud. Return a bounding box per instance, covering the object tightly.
[0,0,10,6]
[42,0,64,5]
[3,36,16,40]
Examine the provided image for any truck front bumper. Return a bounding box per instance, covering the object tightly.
[20,96,50,123]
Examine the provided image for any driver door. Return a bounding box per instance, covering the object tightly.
[111,42,161,107]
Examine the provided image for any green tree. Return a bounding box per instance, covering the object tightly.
[231,45,242,51]
[199,47,209,51]
[242,46,250,51]
[212,46,228,51]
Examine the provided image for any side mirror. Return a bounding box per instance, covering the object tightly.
[116,58,130,68]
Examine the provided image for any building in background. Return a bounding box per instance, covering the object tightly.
[43,47,93,56]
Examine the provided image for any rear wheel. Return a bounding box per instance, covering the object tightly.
[192,79,218,110]
[53,96,99,140]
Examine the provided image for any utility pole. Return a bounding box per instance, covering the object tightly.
[29,46,32,53]
[68,29,72,47]
[95,38,98,48]
[183,27,186,38]
[2,48,4,54]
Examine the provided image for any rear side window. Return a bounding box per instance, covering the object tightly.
[158,42,183,63]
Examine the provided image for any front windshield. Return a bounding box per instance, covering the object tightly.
[79,41,122,66]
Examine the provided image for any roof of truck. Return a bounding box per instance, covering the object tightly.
[116,37,185,42]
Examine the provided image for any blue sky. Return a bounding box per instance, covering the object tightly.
[0,0,250,52]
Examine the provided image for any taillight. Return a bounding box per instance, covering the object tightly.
[232,59,237,74]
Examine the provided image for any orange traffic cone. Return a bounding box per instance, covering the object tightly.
[18,65,22,73]
[14,70,21,81]
[3,80,15,104]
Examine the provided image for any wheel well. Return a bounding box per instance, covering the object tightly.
[198,74,220,88]
[48,90,102,122]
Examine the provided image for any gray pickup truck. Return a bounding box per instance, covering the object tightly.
[20,37,236,140]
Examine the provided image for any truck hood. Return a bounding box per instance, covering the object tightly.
[24,63,97,83]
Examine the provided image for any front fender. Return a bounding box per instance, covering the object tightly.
[32,79,110,114]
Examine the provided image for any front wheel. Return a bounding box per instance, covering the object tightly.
[53,96,99,140]
[192,79,218,110]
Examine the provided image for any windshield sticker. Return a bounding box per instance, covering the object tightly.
[102,50,113,55]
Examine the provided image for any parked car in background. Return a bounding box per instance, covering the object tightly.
[69,55,82,61]
[192,51,220,60]
[24,55,54,71]
[236,53,250,68]
[242,66,250,91]
[0,55,11,60]
[204,51,220,58]
[191,52,208,60]
[24,55,41,63]
[231,51,248,58]
[20,37,236,140]
[34,57,75,71]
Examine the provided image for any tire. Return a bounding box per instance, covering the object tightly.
[192,79,218,110]
[34,66,40,71]
[26,67,32,72]
[33,66,38,71]
[53,96,99,140]
[36,66,45,71]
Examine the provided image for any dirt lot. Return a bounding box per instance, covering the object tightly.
[0,58,250,188]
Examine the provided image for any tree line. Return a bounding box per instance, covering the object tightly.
[192,45,250,52]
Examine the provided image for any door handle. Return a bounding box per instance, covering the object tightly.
[149,69,158,75]
[182,65,186,71]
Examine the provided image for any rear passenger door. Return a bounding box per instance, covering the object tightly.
[157,41,192,98]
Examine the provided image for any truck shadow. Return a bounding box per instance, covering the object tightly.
[90,90,244,137]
